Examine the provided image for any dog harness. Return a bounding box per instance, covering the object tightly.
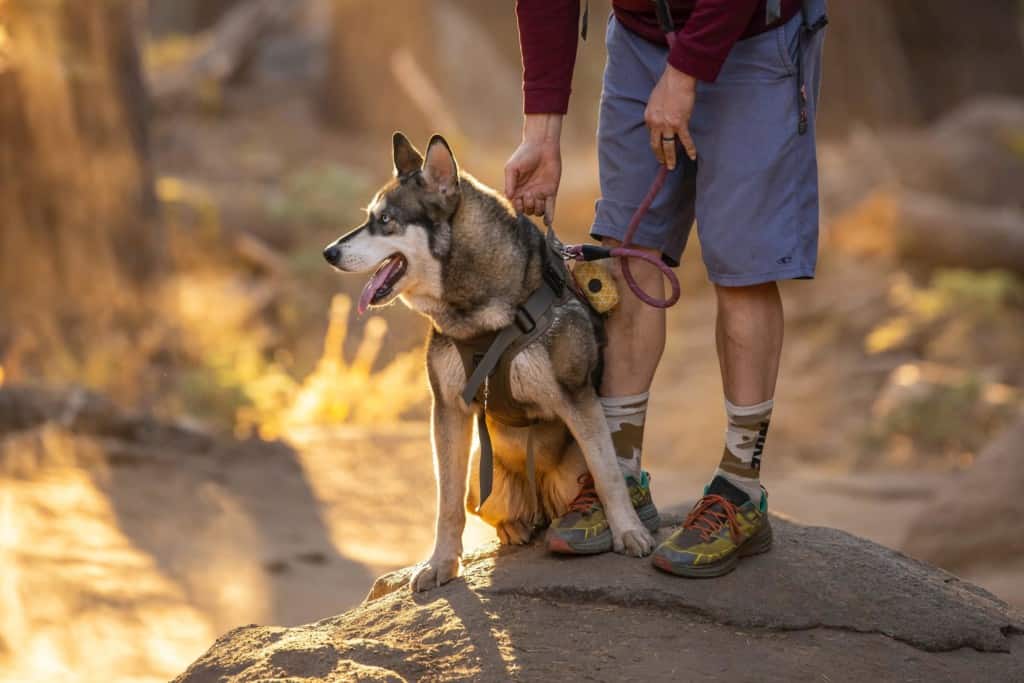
[456,227,576,515]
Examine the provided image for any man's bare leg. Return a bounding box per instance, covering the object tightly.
[715,282,783,404]
[650,281,782,577]
[600,240,667,397]
[599,239,665,478]
[712,282,783,503]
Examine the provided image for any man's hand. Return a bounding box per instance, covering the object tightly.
[505,113,563,225]
[645,65,697,170]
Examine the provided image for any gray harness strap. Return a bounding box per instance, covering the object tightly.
[462,280,562,514]
[459,230,572,514]
[459,283,560,409]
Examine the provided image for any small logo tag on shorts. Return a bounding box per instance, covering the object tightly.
[777,256,792,265]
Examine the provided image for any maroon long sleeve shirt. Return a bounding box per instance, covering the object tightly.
[517,0,802,114]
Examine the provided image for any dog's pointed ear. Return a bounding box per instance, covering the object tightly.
[423,135,459,197]
[393,131,423,177]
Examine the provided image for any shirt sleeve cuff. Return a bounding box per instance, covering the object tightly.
[524,87,571,115]
[667,39,727,83]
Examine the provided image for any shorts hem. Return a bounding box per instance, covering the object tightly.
[707,265,815,287]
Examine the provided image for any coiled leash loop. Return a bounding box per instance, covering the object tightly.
[562,162,681,309]
[562,2,682,309]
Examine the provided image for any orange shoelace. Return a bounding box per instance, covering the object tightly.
[683,494,741,543]
[568,473,601,513]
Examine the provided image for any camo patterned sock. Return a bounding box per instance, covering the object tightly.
[714,398,773,505]
[601,392,649,478]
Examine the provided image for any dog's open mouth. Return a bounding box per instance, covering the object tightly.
[358,253,408,314]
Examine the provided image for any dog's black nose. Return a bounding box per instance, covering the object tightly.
[323,245,340,265]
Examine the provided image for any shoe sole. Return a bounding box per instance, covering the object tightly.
[547,503,661,556]
[651,519,773,578]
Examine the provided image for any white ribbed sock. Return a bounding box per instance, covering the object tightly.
[600,392,649,478]
[713,398,773,505]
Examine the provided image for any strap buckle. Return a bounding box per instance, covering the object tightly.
[514,306,536,334]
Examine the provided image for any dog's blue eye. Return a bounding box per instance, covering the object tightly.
[380,212,391,224]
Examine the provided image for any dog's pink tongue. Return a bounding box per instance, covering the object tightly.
[357,256,400,315]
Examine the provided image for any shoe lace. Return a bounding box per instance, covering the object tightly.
[568,473,600,513]
[683,494,741,543]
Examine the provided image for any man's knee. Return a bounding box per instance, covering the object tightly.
[714,281,779,306]
[714,282,783,326]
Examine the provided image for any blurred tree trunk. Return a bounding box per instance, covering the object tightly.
[821,0,1024,137]
[323,0,438,142]
[321,0,610,147]
[888,2,1024,121]
[147,0,244,37]
[818,3,921,137]
[0,0,156,380]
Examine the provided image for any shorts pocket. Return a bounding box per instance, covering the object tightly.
[775,21,798,76]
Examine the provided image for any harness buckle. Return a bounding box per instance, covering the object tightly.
[514,306,536,334]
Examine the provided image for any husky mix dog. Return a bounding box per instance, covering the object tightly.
[323,133,655,592]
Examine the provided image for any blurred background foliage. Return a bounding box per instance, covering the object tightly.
[0,1,1023,680]
[0,0,1019,466]
[0,0,1022,532]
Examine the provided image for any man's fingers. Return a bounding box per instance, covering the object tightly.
[522,193,537,216]
[543,195,556,227]
[678,126,697,161]
[649,127,665,165]
[514,197,524,214]
[504,164,518,198]
[662,134,677,171]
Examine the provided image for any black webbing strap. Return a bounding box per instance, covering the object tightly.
[475,410,494,509]
[465,281,561,512]
[652,0,674,33]
[766,0,782,24]
[460,282,560,407]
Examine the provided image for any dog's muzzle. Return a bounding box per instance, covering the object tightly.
[323,244,340,265]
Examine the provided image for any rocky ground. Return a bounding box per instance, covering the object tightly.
[174,513,1024,682]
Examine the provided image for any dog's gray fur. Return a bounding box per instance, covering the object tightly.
[325,133,655,592]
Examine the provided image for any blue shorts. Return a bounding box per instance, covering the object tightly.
[591,9,826,286]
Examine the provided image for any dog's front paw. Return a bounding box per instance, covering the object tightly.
[612,523,655,558]
[410,555,460,592]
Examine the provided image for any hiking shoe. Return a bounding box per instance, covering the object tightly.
[546,471,661,555]
[652,476,772,578]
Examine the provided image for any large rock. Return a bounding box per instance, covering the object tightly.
[175,515,1024,682]
[904,417,1024,572]
[823,98,1024,217]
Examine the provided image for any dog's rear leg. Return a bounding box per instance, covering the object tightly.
[411,398,473,592]
[468,443,539,546]
[539,440,589,521]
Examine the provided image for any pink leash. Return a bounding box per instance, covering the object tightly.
[562,31,681,309]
